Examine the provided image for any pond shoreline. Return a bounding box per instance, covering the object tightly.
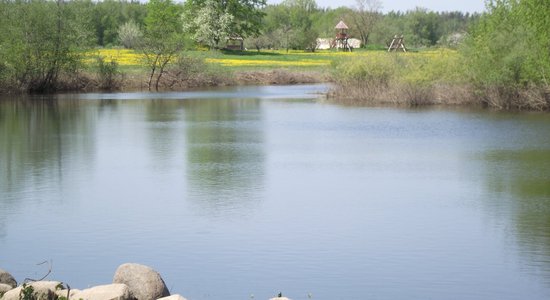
[2,68,549,112]
[116,69,330,92]
[0,69,329,95]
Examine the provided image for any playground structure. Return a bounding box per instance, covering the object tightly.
[333,20,352,51]
[388,35,407,52]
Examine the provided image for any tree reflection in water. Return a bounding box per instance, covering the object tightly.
[0,96,95,238]
[484,149,550,282]
[183,98,265,216]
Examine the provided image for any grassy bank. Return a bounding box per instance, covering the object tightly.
[3,47,549,111]
[329,49,550,111]
[79,48,332,91]
[329,49,475,106]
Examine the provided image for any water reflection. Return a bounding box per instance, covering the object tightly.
[484,149,550,279]
[183,98,265,216]
[2,86,550,299]
[0,96,95,237]
[145,100,187,170]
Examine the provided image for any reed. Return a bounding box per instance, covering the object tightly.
[329,50,472,106]
[328,49,550,111]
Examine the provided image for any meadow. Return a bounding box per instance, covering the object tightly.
[87,48,455,71]
[85,48,548,110]
[85,47,480,107]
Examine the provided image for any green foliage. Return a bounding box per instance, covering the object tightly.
[182,0,266,41]
[311,6,353,39]
[367,10,477,48]
[91,0,147,46]
[20,283,35,300]
[118,20,143,49]
[333,55,393,87]
[244,35,271,51]
[406,8,440,46]
[0,0,94,92]
[141,0,185,91]
[331,50,467,105]
[145,0,183,41]
[348,0,382,46]
[261,0,319,51]
[460,0,550,109]
[284,0,318,50]
[96,56,122,90]
[183,0,234,49]
[259,2,476,52]
[334,51,463,87]
[167,54,232,88]
[261,4,293,50]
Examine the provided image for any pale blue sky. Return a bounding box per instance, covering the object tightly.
[268,0,486,13]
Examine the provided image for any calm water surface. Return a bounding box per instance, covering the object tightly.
[1,84,550,300]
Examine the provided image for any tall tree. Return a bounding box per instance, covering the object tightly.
[282,0,319,50]
[91,0,147,46]
[118,20,143,49]
[182,0,266,42]
[0,0,93,92]
[262,4,294,50]
[183,0,233,49]
[406,7,440,46]
[461,0,550,109]
[142,0,184,91]
[351,0,382,46]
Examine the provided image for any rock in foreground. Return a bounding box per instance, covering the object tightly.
[68,284,130,300]
[157,295,187,300]
[1,281,62,300]
[0,283,13,294]
[113,263,169,300]
[0,269,17,288]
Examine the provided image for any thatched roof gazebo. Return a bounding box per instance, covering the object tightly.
[334,21,351,51]
[335,20,349,30]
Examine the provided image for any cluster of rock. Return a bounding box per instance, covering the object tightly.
[0,264,185,300]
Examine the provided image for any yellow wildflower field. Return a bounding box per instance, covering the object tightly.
[84,48,144,66]
[83,48,459,70]
[205,58,331,67]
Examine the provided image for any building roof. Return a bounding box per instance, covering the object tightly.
[335,21,348,30]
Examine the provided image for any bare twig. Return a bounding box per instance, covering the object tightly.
[24,260,52,283]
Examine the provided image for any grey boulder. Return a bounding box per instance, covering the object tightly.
[113,263,169,300]
[157,295,187,300]
[66,284,131,300]
[1,281,62,300]
[0,283,13,294]
[0,269,16,288]
[55,288,82,299]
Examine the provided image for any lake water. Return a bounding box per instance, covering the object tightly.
[1,84,550,300]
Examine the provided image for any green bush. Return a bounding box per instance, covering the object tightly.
[96,56,122,90]
[0,0,93,93]
[460,0,550,110]
[330,50,470,106]
[118,20,143,49]
[333,55,396,87]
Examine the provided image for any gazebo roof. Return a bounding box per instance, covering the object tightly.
[335,21,348,30]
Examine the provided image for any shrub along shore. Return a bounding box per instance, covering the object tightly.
[0,48,549,112]
[0,46,548,111]
[328,50,550,111]
[0,49,332,94]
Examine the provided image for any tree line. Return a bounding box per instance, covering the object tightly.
[1,0,549,108]
[0,0,479,51]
